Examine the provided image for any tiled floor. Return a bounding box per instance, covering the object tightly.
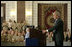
[46,41,71,46]
[1,41,71,46]
[1,41,25,46]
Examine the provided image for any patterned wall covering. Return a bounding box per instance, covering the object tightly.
[38,4,67,31]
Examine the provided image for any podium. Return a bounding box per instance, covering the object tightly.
[25,26,46,46]
[26,38,39,46]
[30,28,46,46]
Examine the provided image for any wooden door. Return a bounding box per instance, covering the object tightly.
[1,3,6,23]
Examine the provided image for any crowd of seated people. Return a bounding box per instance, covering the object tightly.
[1,19,71,43]
[1,19,29,42]
[46,32,53,42]
[64,28,71,42]
[1,28,25,42]
[46,28,71,42]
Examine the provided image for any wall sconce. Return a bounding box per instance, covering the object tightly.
[10,9,16,20]
[10,9,16,16]
[26,10,32,16]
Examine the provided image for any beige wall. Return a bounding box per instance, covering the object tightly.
[1,1,17,22]
[1,1,71,31]
[25,1,33,25]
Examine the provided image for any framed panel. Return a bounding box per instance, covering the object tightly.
[38,3,67,31]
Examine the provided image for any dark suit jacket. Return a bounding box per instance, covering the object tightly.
[48,18,64,41]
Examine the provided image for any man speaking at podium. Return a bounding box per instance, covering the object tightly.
[42,10,64,46]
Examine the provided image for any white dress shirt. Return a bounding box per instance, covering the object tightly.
[25,31,30,38]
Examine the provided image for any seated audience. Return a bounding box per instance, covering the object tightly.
[2,20,8,32]
[64,31,66,41]
[12,30,18,42]
[21,30,25,37]
[8,19,12,29]
[46,32,53,42]
[16,32,24,42]
[12,20,17,31]
[64,28,71,42]
[7,31,12,42]
[66,28,71,42]
[10,28,15,42]
[1,27,8,42]
[17,22,22,32]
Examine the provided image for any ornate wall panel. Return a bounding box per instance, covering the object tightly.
[38,4,67,31]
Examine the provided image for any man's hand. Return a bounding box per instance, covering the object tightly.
[42,30,47,34]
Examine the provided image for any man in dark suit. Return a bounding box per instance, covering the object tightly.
[43,10,64,46]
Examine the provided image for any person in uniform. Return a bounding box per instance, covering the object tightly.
[66,28,71,42]
[47,32,53,42]
[64,31,66,41]
[16,32,24,42]
[7,30,12,42]
[17,22,22,33]
[1,29,5,41]
[2,20,8,32]
[10,28,15,42]
[1,27,7,42]
[21,30,25,37]
[8,19,12,30]
[12,20,17,31]
[12,30,18,42]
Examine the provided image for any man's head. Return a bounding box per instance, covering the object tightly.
[11,30,14,35]
[8,31,11,34]
[53,10,61,20]
[18,32,21,36]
